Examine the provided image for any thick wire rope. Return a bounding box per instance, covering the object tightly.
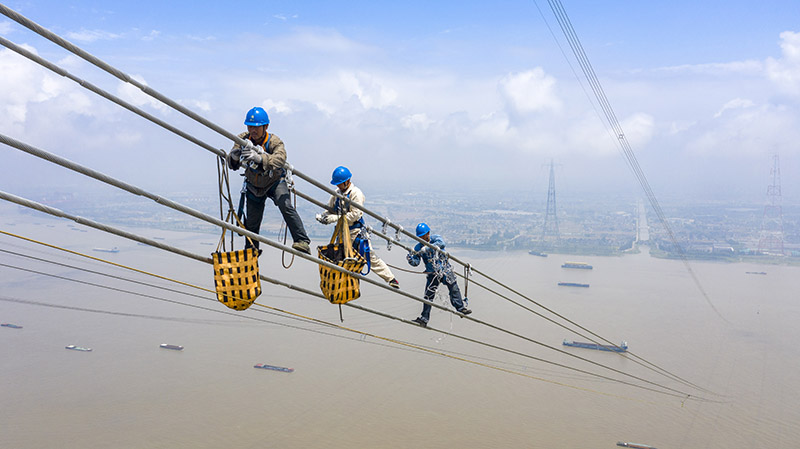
[0,54,715,399]
[0,23,703,390]
[0,5,716,396]
[0,13,635,334]
[539,0,726,323]
[0,295,236,325]
[0,211,716,403]
[0,233,677,403]
[296,188,716,394]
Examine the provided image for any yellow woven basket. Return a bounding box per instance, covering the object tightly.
[212,247,261,311]
[318,216,366,304]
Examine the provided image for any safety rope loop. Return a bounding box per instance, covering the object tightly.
[216,154,238,252]
[280,187,297,269]
[395,225,403,243]
[382,219,392,251]
[463,263,472,307]
[284,163,295,191]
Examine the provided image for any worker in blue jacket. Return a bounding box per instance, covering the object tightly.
[406,223,471,327]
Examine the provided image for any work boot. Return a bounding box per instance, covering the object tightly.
[291,240,311,254]
[388,278,400,289]
[458,307,472,316]
[412,317,428,328]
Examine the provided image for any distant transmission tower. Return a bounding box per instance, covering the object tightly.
[758,154,785,255]
[541,160,560,243]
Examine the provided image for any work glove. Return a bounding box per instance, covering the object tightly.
[228,149,242,170]
[320,214,339,224]
[239,141,257,161]
[244,150,263,166]
[315,213,328,224]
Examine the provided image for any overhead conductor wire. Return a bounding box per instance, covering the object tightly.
[0,229,686,404]
[0,152,716,403]
[0,6,706,392]
[540,0,726,322]
[0,4,716,398]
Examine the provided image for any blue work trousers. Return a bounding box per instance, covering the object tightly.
[420,272,464,322]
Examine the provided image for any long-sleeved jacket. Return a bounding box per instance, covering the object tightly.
[407,234,453,277]
[226,131,286,197]
[321,183,366,231]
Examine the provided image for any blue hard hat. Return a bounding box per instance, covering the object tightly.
[330,166,352,185]
[415,222,430,237]
[244,107,270,126]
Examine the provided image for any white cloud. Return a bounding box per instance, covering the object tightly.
[337,71,398,110]
[714,98,755,118]
[313,101,335,116]
[185,99,211,113]
[116,74,169,113]
[270,28,375,56]
[765,31,800,95]
[1,46,66,126]
[619,113,655,149]
[141,30,160,41]
[66,29,122,43]
[401,113,433,131]
[499,68,562,116]
[187,34,216,42]
[685,103,800,157]
[261,99,293,115]
[0,21,12,36]
[654,60,763,75]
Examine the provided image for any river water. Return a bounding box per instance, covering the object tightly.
[1,212,799,448]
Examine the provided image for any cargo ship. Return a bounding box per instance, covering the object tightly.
[254,363,294,373]
[617,442,656,449]
[563,339,627,352]
[92,247,119,253]
[65,345,92,352]
[160,344,184,351]
[558,282,589,288]
[528,250,548,257]
[1,323,23,329]
[561,261,592,269]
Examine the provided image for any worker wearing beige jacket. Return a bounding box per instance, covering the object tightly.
[316,166,399,289]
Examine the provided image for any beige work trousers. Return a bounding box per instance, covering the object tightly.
[349,228,395,283]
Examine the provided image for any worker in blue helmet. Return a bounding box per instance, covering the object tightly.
[316,166,399,288]
[226,107,311,254]
[406,223,471,327]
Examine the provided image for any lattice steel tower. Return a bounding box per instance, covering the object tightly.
[758,154,785,255]
[541,160,560,243]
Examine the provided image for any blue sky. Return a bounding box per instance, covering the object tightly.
[1,1,799,202]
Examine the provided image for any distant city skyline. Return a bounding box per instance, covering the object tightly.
[1,1,799,202]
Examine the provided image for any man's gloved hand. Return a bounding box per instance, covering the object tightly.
[244,150,263,166]
[325,214,339,224]
[240,140,257,160]
[228,149,242,170]
[315,213,328,224]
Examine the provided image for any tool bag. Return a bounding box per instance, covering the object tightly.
[212,219,261,311]
[317,215,366,304]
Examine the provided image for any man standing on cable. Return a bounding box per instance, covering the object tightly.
[226,107,311,254]
[406,223,471,327]
[316,166,400,289]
